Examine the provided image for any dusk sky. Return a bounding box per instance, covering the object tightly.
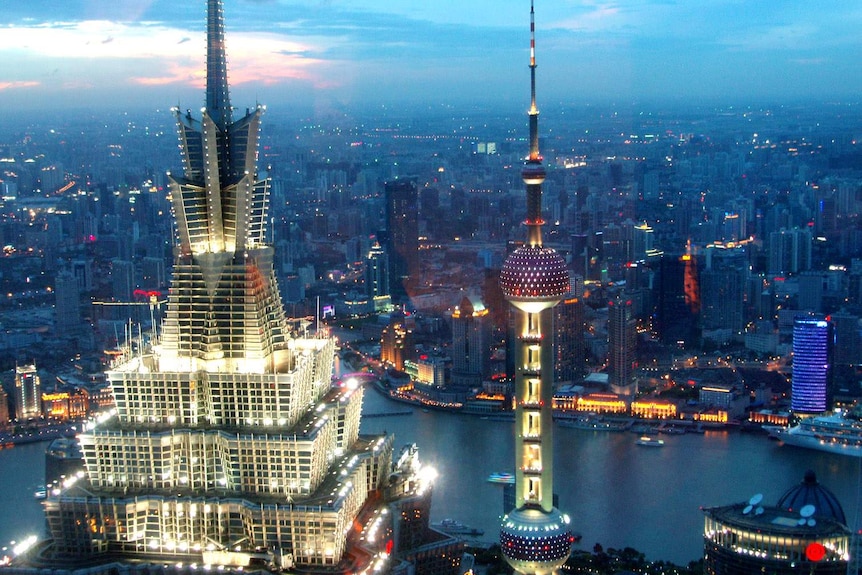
[1,0,861,114]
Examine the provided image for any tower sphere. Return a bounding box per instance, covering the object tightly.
[522,162,546,185]
[500,246,569,312]
[500,506,573,574]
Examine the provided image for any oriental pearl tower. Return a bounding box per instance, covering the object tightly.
[498,2,574,574]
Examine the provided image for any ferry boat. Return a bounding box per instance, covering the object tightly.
[557,416,630,432]
[431,519,484,536]
[768,413,862,456]
[636,436,665,447]
[487,472,515,484]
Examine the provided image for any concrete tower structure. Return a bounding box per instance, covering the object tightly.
[498,3,574,573]
[42,2,396,569]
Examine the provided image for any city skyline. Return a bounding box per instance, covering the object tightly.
[2,1,861,113]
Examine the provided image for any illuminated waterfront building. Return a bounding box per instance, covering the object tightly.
[498,4,574,573]
[791,314,832,414]
[14,363,41,420]
[703,471,850,575]
[41,1,397,570]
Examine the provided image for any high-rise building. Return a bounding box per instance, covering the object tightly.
[498,4,574,573]
[383,179,419,300]
[42,2,398,570]
[655,253,699,346]
[768,228,812,276]
[451,295,492,386]
[111,258,135,302]
[608,298,637,397]
[365,241,391,308]
[0,387,9,429]
[14,363,41,420]
[554,279,585,384]
[381,311,416,371]
[791,314,832,414]
[54,269,81,333]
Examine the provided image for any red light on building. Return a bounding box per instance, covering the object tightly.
[805,542,826,562]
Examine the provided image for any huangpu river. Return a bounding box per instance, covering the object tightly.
[357,388,862,565]
[2,389,860,565]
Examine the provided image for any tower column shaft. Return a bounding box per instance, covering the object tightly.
[513,308,555,513]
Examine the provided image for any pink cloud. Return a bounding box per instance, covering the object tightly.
[0,80,41,91]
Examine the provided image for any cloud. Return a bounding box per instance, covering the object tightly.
[0,80,41,91]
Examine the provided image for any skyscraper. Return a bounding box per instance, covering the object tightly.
[14,363,41,420]
[791,314,832,414]
[451,295,492,387]
[42,2,395,569]
[383,179,419,300]
[608,298,637,397]
[498,4,574,573]
[365,240,391,310]
[54,269,81,333]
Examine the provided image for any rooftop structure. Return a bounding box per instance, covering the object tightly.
[703,472,851,575]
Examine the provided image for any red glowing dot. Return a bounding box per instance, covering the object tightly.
[806,542,826,562]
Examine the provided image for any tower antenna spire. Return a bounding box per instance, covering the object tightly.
[206,0,232,130]
[528,0,539,162]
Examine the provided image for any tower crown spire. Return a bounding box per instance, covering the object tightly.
[206,0,232,130]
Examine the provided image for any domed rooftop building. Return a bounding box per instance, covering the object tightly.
[777,470,846,525]
[702,470,851,575]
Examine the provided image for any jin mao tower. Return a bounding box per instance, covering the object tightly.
[498,3,574,573]
[42,1,395,570]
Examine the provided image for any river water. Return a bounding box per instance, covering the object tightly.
[358,387,862,565]
[1,388,859,565]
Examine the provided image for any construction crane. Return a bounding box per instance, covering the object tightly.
[92,290,167,347]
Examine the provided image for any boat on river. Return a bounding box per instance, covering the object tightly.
[636,436,665,447]
[557,416,630,432]
[487,472,515,484]
[767,413,862,456]
[432,519,484,536]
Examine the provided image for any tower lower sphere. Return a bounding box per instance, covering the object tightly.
[501,506,573,575]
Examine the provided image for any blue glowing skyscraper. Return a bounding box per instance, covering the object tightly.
[498,3,574,573]
[791,314,832,414]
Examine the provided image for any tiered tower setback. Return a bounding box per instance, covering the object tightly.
[498,3,574,574]
[42,1,394,569]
